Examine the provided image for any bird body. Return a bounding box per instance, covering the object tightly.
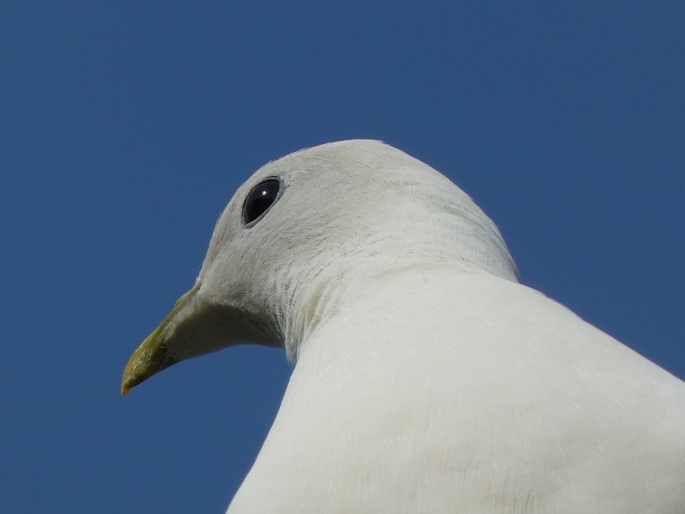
[230,269,685,513]
[122,140,685,513]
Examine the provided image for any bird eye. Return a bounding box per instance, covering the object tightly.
[243,179,281,225]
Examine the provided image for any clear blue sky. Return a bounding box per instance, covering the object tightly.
[2,2,683,512]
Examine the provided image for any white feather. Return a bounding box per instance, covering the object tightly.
[164,140,685,513]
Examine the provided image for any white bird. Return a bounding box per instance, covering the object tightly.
[123,140,685,513]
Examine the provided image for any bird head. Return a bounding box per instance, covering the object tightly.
[121,140,516,395]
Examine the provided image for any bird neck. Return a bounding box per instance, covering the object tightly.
[280,257,514,362]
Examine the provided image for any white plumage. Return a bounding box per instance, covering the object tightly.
[123,140,685,513]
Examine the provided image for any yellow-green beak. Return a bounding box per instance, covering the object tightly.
[121,285,200,396]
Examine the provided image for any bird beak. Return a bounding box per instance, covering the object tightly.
[121,284,200,396]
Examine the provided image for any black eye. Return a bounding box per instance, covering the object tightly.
[243,179,280,225]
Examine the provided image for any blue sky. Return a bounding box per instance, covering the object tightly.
[1,1,683,512]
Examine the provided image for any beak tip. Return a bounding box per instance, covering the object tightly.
[120,284,199,397]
